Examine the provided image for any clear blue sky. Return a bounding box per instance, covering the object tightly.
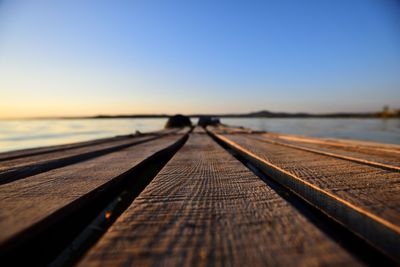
[1,0,399,117]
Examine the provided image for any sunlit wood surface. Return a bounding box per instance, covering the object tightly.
[0,126,398,266]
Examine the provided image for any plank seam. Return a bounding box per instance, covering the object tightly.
[266,134,400,155]
[0,129,180,162]
[0,135,164,185]
[0,133,189,266]
[210,131,400,261]
[246,134,400,172]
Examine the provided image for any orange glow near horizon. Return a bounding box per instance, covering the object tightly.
[1,1,399,119]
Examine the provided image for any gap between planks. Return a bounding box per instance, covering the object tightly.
[0,133,188,266]
[209,131,400,261]
[246,134,400,172]
[78,132,367,266]
[0,131,181,185]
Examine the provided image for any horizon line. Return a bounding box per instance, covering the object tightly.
[1,108,397,120]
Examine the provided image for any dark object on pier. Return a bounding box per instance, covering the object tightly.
[165,114,192,128]
[197,116,220,127]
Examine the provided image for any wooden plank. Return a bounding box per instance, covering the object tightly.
[78,134,362,266]
[251,133,400,168]
[0,132,173,185]
[211,125,400,154]
[192,126,207,134]
[209,132,400,260]
[0,134,132,162]
[0,133,185,247]
[265,132,400,153]
[0,135,154,171]
[176,127,193,134]
[0,128,178,162]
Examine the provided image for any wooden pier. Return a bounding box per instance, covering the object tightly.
[0,125,399,266]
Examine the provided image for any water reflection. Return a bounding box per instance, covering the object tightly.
[0,118,166,152]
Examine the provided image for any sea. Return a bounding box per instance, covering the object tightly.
[0,118,399,153]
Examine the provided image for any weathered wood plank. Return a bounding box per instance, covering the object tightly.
[209,132,400,260]
[0,135,154,171]
[0,132,177,185]
[0,128,178,162]
[212,125,400,154]
[0,133,185,248]
[192,126,207,134]
[78,133,361,266]
[265,132,400,153]
[0,134,132,162]
[251,133,400,168]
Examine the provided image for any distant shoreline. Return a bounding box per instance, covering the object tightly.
[44,108,400,120]
[4,110,399,120]
[3,109,399,120]
[91,113,399,119]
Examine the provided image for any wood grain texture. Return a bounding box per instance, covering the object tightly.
[0,135,155,172]
[78,133,361,267]
[0,131,182,185]
[222,134,400,226]
[0,135,131,162]
[0,134,184,246]
[192,126,206,134]
[0,128,178,162]
[263,132,400,153]
[210,124,400,154]
[210,132,400,259]
[252,133,400,168]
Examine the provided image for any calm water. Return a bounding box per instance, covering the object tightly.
[0,118,166,153]
[0,118,399,152]
[223,118,400,145]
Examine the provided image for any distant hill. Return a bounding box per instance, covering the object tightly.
[236,110,377,118]
[189,109,393,118]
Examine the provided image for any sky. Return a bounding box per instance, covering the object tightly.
[0,0,399,118]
